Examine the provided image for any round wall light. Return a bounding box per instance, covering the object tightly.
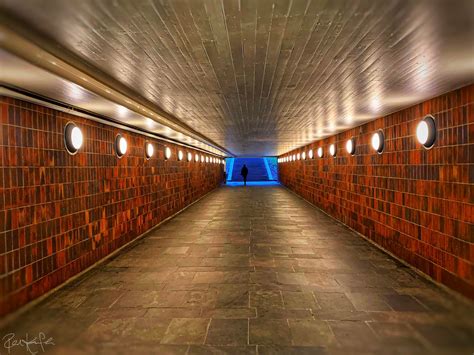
[371,130,384,154]
[416,115,436,149]
[178,150,184,161]
[115,134,127,157]
[329,144,336,157]
[302,151,306,160]
[187,152,192,161]
[297,153,301,160]
[64,122,83,155]
[201,155,204,163]
[308,149,314,159]
[293,154,296,161]
[165,147,172,160]
[145,142,154,159]
[206,156,209,163]
[346,138,356,155]
[195,153,199,162]
[317,147,323,158]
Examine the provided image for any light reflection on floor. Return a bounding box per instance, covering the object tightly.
[225,181,280,187]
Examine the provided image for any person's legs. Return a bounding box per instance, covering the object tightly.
[244,176,247,186]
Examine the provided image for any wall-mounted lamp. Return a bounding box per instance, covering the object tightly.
[371,130,384,154]
[416,115,436,149]
[308,149,314,159]
[187,152,192,161]
[317,147,323,158]
[165,146,172,160]
[329,144,336,157]
[178,150,184,161]
[297,153,301,160]
[64,122,83,155]
[346,138,355,155]
[115,134,127,158]
[145,142,154,159]
[302,151,306,160]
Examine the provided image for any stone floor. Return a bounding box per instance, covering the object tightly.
[2,185,474,354]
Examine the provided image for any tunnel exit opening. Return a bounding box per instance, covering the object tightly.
[225,157,278,183]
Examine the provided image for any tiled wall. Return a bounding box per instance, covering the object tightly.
[0,96,224,316]
[279,84,474,299]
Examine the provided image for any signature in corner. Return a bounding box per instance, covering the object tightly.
[2,332,55,355]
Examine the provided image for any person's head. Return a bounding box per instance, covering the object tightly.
[243,164,246,167]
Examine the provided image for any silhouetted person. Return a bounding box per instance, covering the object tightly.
[241,164,249,186]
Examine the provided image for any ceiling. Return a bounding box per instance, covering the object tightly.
[0,0,473,156]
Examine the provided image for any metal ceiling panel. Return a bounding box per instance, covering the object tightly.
[0,0,473,156]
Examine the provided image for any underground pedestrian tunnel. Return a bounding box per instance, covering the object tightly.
[0,0,473,353]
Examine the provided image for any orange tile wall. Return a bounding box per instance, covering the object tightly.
[279,84,474,299]
[0,96,224,316]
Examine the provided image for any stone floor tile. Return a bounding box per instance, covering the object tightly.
[160,318,210,345]
[249,319,292,345]
[282,291,319,309]
[383,294,427,312]
[250,290,283,308]
[289,319,336,346]
[313,292,355,311]
[205,319,248,345]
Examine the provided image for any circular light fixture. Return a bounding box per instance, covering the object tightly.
[195,153,199,162]
[178,150,184,161]
[308,149,314,159]
[64,122,83,155]
[165,147,172,160]
[206,156,209,163]
[346,138,356,155]
[187,152,192,161]
[115,134,127,158]
[329,144,336,157]
[371,130,385,154]
[302,151,306,160]
[201,155,204,163]
[416,115,436,149]
[145,142,154,159]
[297,153,301,160]
[317,147,323,158]
[292,154,296,161]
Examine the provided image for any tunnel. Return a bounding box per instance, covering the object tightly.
[0,0,473,354]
